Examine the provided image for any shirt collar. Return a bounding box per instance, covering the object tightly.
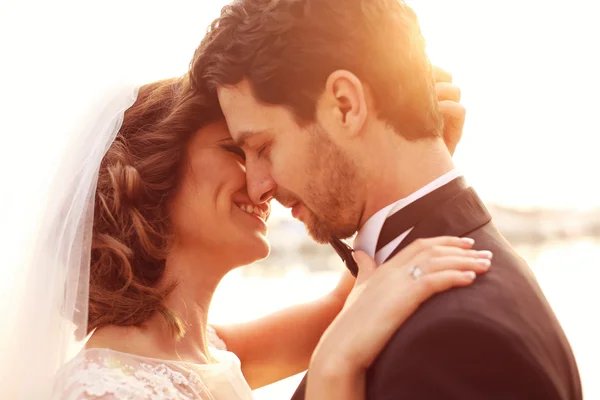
[353,169,463,258]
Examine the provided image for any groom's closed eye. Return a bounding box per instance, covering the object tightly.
[256,141,272,159]
[220,144,247,161]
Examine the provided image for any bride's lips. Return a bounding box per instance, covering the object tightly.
[234,202,271,229]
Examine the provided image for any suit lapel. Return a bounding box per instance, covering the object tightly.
[385,187,492,262]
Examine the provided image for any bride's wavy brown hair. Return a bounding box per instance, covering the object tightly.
[89,77,220,337]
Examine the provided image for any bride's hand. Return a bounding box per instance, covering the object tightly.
[306,236,492,400]
[433,66,465,156]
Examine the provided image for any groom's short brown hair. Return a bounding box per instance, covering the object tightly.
[191,0,442,140]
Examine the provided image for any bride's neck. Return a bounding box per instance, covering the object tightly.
[88,246,230,364]
[166,247,228,361]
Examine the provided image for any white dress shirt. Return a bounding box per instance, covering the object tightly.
[354,169,463,265]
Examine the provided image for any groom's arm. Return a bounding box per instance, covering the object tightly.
[367,317,553,400]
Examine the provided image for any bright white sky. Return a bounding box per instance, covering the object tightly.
[0,2,598,397]
[0,0,599,240]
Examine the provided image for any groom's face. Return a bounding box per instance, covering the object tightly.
[218,80,361,243]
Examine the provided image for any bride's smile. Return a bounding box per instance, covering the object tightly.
[235,202,270,226]
[168,120,271,266]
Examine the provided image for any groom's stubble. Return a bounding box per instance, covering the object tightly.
[275,125,363,244]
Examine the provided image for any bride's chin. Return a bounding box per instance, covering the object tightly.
[232,234,270,267]
[249,234,271,260]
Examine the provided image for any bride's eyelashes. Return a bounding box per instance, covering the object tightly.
[220,144,246,161]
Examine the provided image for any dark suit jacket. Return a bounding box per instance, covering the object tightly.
[291,185,582,400]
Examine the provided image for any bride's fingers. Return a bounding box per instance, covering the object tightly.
[408,246,493,269]
[415,269,478,300]
[382,244,491,274]
[435,81,461,102]
[398,236,475,262]
[432,65,453,83]
[353,251,377,285]
[417,255,492,275]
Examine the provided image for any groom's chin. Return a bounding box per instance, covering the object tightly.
[305,219,356,245]
[306,230,334,245]
[302,218,333,244]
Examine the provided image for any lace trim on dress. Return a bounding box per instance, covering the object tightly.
[52,326,252,400]
[60,355,211,400]
[207,325,227,351]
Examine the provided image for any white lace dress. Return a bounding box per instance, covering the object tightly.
[51,328,254,400]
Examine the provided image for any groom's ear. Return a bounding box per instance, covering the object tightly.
[316,70,368,140]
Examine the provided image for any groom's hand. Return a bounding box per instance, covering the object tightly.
[433,66,466,156]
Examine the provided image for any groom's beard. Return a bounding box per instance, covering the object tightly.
[276,189,356,244]
[275,129,361,244]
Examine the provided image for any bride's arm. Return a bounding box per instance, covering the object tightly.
[306,238,492,400]
[212,271,355,389]
[213,235,483,390]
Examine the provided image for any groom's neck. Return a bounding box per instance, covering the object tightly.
[359,136,455,229]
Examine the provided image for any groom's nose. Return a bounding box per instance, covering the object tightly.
[246,163,276,204]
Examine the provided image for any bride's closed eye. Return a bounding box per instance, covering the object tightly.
[220,144,246,161]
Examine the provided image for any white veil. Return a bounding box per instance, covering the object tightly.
[0,85,139,399]
[0,7,143,398]
[0,1,229,398]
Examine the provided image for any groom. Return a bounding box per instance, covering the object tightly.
[192,0,582,398]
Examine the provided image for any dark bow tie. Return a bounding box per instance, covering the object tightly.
[330,237,359,277]
[330,176,467,276]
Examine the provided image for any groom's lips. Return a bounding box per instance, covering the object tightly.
[291,203,301,219]
[280,200,301,219]
[275,197,302,219]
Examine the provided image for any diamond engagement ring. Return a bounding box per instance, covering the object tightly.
[409,265,423,280]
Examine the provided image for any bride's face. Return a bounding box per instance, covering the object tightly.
[169,120,271,266]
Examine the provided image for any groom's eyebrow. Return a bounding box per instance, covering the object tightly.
[234,129,266,148]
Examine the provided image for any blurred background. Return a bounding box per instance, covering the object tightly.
[1,0,598,398]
